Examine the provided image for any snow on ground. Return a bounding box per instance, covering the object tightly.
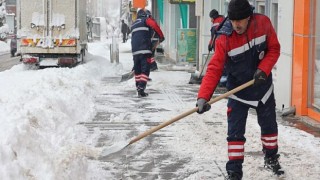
[0,39,121,179]
[0,38,319,180]
[0,40,9,55]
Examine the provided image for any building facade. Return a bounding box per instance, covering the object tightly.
[291,0,320,122]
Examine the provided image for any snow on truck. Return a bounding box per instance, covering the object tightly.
[17,0,87,68]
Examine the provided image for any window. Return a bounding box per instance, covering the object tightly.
[6,0,16,5]
[271,2,278,33]
[310,0,320,111]
[256,1,266,15]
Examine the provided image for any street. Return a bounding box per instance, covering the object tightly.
[0,52,21,71]
[1,0,320,179]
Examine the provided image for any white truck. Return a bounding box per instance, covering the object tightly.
[17,0,87,67]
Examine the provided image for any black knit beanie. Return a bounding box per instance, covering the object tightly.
[209,9,219,19]
[228,0,253,20]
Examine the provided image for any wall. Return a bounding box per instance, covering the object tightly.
[163,1,180,62]
[292,0,310,116]
[273,0,294,110]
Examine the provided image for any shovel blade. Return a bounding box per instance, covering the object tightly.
[120,71,134,82]
[99,141,129,159]
[188,73,203,84]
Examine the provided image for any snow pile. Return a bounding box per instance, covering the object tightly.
[0,42,120,179]
[0,40,9,54]
[0,3,9,40]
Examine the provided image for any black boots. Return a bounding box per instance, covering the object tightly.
[226,171,242,180]
[264,154,284,176]
[138,90,148,97]
[226,154,284,179]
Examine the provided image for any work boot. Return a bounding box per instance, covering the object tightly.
[226,171,242,180]
[138,90,148,97]
[264,154,284,176]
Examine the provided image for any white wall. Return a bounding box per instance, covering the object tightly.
[273,0,294,110]
[163,1,180,62]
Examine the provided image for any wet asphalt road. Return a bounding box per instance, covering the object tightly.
[0,52,21,71]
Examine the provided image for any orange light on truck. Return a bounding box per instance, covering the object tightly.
[21,39,34,46]
[60,39,76,47]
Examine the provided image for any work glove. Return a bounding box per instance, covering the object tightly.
[253,69,267,86]
[160,37,165,43]
[196,98,211,114]
[208,44,213,52]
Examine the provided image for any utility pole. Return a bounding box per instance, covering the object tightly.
[120,0,123,19]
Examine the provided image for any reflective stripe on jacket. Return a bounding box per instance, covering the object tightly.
[131,18,152,55]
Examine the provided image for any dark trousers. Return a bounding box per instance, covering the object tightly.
[122,33,127,42]
[226,92,278,176]
[133,54,150,91]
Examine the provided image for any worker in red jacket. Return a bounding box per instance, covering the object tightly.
[208,9,225,52]
[208,9,227,87]
[196,0,283,179]
[146,9,161,72]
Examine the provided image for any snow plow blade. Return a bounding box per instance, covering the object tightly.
[120,71,134,82]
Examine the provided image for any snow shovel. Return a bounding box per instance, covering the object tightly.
[188,51,211,84]
[120,70,134,82]
[189,17,228,85]
[100,79,254,157]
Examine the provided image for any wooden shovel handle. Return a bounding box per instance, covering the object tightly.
[128,79,255,145]
[208,79,254,105]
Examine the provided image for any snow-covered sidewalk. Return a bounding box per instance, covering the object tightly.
[84,40,320,179]
[0,40,319,180]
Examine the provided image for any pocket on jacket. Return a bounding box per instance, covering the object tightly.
[228,53,248,77]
